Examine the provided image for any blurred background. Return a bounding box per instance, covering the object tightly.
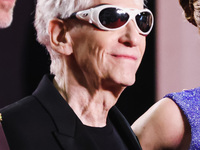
[0,0,199,125]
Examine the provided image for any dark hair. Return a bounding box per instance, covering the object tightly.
[179,0,197,26]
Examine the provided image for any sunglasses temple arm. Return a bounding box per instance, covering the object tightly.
[70,12,77,19]
[70,10,92,23]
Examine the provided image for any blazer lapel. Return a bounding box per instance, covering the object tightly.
[53,127,100,150]
[109,106,142,150]
[33,75,99,150]
[53,132,75,150]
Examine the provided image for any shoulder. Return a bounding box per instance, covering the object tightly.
[0,95,51,128]
[1,96,38,118]
[165,88,200,117]
[132,98,191,150]
[0,95,56,138]
[165,87,200,105]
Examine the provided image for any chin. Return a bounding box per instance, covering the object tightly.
[119,77,136,87]
[0,12,13,28]
[124,81,136,87]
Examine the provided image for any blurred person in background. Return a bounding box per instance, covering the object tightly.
[0,0,16,149]
[0,0,154,149]
[132,0,200,149]
[0,0,16,28]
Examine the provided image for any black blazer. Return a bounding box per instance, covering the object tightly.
[1,75,142,150]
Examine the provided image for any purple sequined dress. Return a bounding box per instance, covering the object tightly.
[165,87,200,150]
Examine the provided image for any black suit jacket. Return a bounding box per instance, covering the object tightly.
[0,75,142,150]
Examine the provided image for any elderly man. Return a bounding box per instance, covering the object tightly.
[0,0,16,28]
[0,0,153,149]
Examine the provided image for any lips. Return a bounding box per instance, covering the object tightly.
[110,54,138,61]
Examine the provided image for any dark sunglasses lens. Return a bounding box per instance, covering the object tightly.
[136,12,153,33]
[99,8,129,29]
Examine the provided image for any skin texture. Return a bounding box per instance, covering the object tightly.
[132,98,191,150]
[48,0,146,127]
[0,0,16,28]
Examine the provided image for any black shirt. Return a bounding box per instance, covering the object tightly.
[84,119,129,150]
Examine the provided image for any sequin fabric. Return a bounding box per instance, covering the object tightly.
[165,87,200,150]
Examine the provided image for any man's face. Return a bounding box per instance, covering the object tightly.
[69,0,146,89]
[0,0,16,28]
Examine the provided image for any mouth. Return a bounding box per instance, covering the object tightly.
[110,54,138,61]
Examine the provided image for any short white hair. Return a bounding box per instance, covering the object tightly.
[35,0,95,47]
[34,0,94,89]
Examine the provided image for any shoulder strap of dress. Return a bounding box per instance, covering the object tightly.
[0,121,10,150]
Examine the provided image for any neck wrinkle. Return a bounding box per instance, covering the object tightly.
[67,87,118,127]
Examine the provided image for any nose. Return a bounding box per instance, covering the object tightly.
[118,21,143,47]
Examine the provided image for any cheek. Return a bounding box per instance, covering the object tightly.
[69,26,123,82]
[140,37,146,56]
[72,30,112,63]
[72,37,104,75]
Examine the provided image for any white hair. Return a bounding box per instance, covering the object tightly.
[34,0,94,89]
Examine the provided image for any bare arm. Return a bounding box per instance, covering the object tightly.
[131,98,191,150]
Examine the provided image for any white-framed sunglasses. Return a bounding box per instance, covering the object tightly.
[69,4,154,35]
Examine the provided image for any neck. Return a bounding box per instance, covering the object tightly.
[69,88,117,127]
[54,75,124,127]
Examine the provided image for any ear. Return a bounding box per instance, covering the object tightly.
[48,19,73,56]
